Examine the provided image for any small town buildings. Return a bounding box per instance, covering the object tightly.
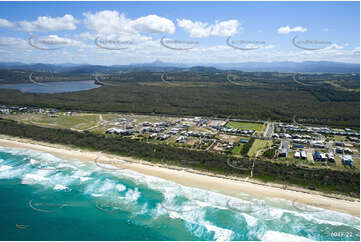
[342,155,353,165]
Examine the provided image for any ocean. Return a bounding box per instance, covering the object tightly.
[0,146,359,241]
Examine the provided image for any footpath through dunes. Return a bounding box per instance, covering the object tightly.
[0,136,359,218]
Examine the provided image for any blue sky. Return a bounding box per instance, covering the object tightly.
[0,1,359,64]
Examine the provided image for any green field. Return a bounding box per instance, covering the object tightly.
[21,113,101,131]
[248,139,272,157]
[231,144,244,154]
[226,121,264,131]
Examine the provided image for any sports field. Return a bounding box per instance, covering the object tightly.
[226,121,265,131]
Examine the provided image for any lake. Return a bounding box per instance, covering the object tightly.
[0,81,101,93]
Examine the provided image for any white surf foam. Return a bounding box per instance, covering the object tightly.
[22,173,49,184]
[54,184,69,191]
[0,165,12,171]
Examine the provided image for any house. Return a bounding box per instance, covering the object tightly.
[272,134,279,139]
[313,151,321,161]
[157,134,170,141]
[301,151,307,159]
[344,148,353,154]
[310,140,325,148]
[142,122,152,126]
[336,147,344,154]
[176,136,187,143]
[279,148,288,157]
[149,133,157,139]
[327,153,335,162]
[342,155,353,165]
[106,128,133,136]
[335,141,344,147]
[293,144,304,149]
[294,151,301,159]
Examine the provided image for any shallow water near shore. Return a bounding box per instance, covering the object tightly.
[0,146,359,241]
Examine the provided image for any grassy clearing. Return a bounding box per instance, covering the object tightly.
[28,113,100,130]
[248,139,272,157]
[333,135,347,141]
[232,144,244,154]
[226,121,264,131]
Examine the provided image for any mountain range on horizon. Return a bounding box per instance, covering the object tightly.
[0,60,359,74]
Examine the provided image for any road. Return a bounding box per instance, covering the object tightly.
[280,139,289,150]
[263,122,274,138]
[327,142,334,154]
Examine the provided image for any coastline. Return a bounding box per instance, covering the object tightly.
[0,135,359,217]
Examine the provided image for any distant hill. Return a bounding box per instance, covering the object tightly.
[0,61,358,74]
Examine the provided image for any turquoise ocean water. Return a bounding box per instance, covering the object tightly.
[0,146,359,241]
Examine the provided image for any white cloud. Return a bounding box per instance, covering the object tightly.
[132,15,175,34]
[176,19,211,38]
[83,10,175,37]
[177,19,240,38]
[210,20,240,37]
[19,14,78,32]
[323,43,344,50]
[352,46,360,54]
[0,18,15,28]
[277,25,307,34]
[0,36,28,48]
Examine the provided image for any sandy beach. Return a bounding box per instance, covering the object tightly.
[0,135,359,217]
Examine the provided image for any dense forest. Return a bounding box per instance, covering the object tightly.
[0,70,359,127]
[0,118,358,197]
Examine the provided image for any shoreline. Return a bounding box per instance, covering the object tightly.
[0,135,359,217]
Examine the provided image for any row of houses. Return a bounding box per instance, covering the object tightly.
[294,151,307,159]
[279,124,359,138]
[313,151,335,162]
[211,125,254,135]
[106,128,134,136]
[336,147,353,154]
[0,105,59,115]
